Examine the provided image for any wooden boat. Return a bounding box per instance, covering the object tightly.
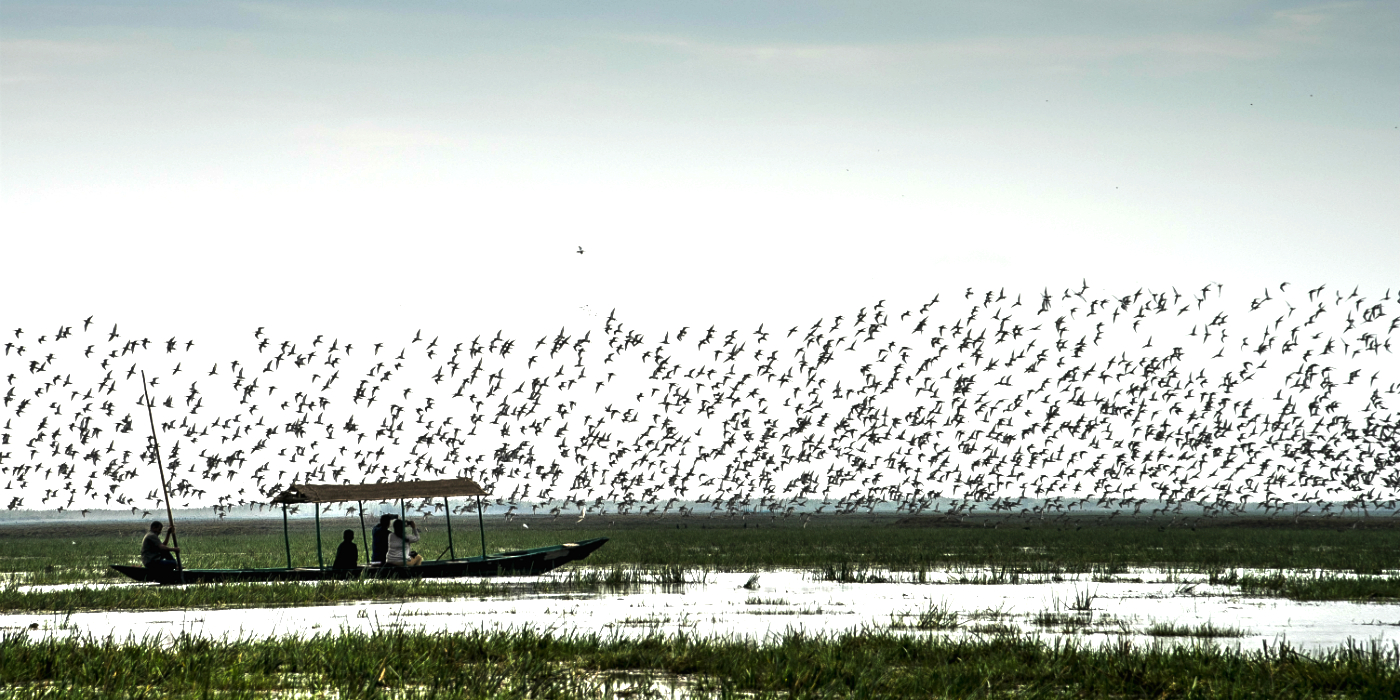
[111,537,609,585]
[112,477,608,585]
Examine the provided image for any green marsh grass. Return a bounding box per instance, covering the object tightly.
[0,564,711,613]
[4,628,1399,699]
[0,578,512,613]
[12,516,1400,587]
[1228,572,1400,601]
[1209,568,1400,601]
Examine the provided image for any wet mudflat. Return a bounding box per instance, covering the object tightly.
[7,568,1400,651]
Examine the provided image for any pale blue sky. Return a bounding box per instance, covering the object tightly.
[2,1,1397,338]
[2,2,1397,514]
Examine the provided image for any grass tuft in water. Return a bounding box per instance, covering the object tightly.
[1032,610,1092,631]
[891,601,960,630]
[547,564,704,590]
[1145,621,1250,638]
[743,596,789,606]
[816,561,891,583]
[1069,586,1096,611]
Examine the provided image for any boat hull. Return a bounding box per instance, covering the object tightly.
[110,537,608,585]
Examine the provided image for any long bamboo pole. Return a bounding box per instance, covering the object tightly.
[476,495,487,561]
[357,501,369,566]
[314,503,324,570]
[443,497,456,560]
[282,503,292,569]
[140,371,183,584]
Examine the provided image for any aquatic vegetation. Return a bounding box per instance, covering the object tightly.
[1031,610,1137,636]
[1145,621,1250,638]
[746,606,827,616]
[1237,573,1400,601]
[1211,570,1400,601]
[815,561,892,583]
[950,565,1032,585]
[541,564,702,590]
[1032,610,1092,630]
[0,578,514,613]
[1069,586,1097,612]
[743,596,789,606]
[890,601,960,630]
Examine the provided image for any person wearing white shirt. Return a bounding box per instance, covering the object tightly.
[386,518,421,566]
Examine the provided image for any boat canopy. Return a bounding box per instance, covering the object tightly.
[271,477,490,505]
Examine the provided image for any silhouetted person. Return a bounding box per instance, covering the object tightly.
[331,529,358,569]
[370,514,394,565]
[141,521,179,571]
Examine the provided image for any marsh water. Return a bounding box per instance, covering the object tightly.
[6,568,1399,651]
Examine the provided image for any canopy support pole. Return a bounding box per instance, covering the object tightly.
[357,501,368,566]
[476,495,487,561]
[282,503,292,569]
[314,503,324,570]
[400,499,407,566]
[443,497,456,560]
[140,371,184,585]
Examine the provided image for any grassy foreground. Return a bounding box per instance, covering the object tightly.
[3,628,1398,699]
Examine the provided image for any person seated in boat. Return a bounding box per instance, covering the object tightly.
[385,519,420,566]
[331,529,359,569]
[141,521,180,571]
[370,513,395,565]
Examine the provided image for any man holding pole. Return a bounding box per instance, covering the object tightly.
[140,371,185,583]
[141,521,181,571]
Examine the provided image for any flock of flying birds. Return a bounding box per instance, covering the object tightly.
[2,282,1398,523]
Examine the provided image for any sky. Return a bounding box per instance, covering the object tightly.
[2,2,1399,516]
[2,1,1397,344]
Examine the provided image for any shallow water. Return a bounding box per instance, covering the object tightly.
[5,568,1399,651]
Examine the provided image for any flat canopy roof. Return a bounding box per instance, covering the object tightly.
[270,477,489,505]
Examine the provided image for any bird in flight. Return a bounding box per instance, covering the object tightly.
[577,246,584,255]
